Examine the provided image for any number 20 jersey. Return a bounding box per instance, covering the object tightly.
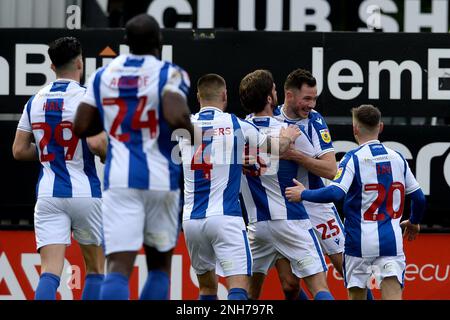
[331,140,420,258]
[83,54,190,191]
[17,80,101,198]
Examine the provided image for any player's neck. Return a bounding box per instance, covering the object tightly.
[254,104,274,117]
[357,135,379,145]
[200,102,225,111]
[55,71,80,83]
[282,103,302,120]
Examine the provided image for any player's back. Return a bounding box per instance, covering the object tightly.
[240,116,311,223]
[19,80,101,198]
[340,141,419,257]
[91,54,189,191]
[180,107,260,220]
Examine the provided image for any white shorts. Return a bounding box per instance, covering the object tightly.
[247,219,327,279]
[305,202,345,255]
[102,188,180,255]
[34,197,103,251]
[182,215,252,277]
[343,254,406,289]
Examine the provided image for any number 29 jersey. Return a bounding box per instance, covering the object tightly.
[331,140,420,258]
[82,54,190,191]
[17,80,101,198]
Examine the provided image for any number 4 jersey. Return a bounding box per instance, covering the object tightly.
[17,79,101,198]
[331,140,420,258]
[82,54,190,191]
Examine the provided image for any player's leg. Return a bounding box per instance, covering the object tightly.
[226,275,250,300]
[100,188,145,300]
[139,246,173,300]
[273,220,333,300]
[374,255,405,300]
[210,216,251,300]
[34,198,71,300]
[380,276,402,300]
[328,252,343,276]
[343,255,373,300]
[70,197,105,300]
[275,258,301,300]
[197,270,219,299]
[79,244,105,300]
[249,272,266,300]
[247,221,276,300]
[35,244,66,300]
[140,190,180,300]
[348,287,368,300]
[183,218,218,299]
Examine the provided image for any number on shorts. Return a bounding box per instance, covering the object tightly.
[316,218,341,240]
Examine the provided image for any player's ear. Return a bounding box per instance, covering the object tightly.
[379,122,384,134]
[50,64,56,73]
[196,92,201,103]
[222,89,227,103]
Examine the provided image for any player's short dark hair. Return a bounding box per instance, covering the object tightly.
[48,37,82,69]
[284,68,316,91]
[197,74,226,101]
[352,104,381,129]
[239,69,274,113]
[125,14,161,54]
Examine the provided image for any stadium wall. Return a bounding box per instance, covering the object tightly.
[0,231,449,300]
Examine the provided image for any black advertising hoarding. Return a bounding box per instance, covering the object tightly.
[0,29,449,227]
[2,29,450,117]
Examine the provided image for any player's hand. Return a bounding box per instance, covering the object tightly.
[400,220,420,241]
[280,125,301,144]
[285,178,305,202]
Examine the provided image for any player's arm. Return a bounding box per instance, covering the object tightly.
[399,158,427,241]
[282,149,337,180]
[12,130,38,161]
[73,103,103,138]
[260,125,300,154]
[162,91,195,144]
[87,131,108,163]
[286,152,354,202]
[285,179,346,203]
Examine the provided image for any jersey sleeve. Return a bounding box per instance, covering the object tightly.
[238,118,267,147]
[162,64,190,100]
[17,99,33,133]
[404,159,420,195]
[309,112,334,157]
[330,152,355,193]
[81,71,98,107]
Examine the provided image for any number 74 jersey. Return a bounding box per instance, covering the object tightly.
[82,54,190,191]
[330,140,421,258]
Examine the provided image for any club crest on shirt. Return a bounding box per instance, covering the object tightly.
[319,129,331,144]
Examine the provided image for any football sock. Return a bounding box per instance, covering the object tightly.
[298,289,310,300]
[228,288,248,300]
[81,274,104,300]
[100,272,129,300]
[139,270,170,300]
[35,272,60,300]
[314,291,334,300]
[367,289,375,300]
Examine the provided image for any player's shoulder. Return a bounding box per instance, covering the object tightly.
[308,110,327,127]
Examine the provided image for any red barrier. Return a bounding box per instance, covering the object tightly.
[0,231,448,299]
